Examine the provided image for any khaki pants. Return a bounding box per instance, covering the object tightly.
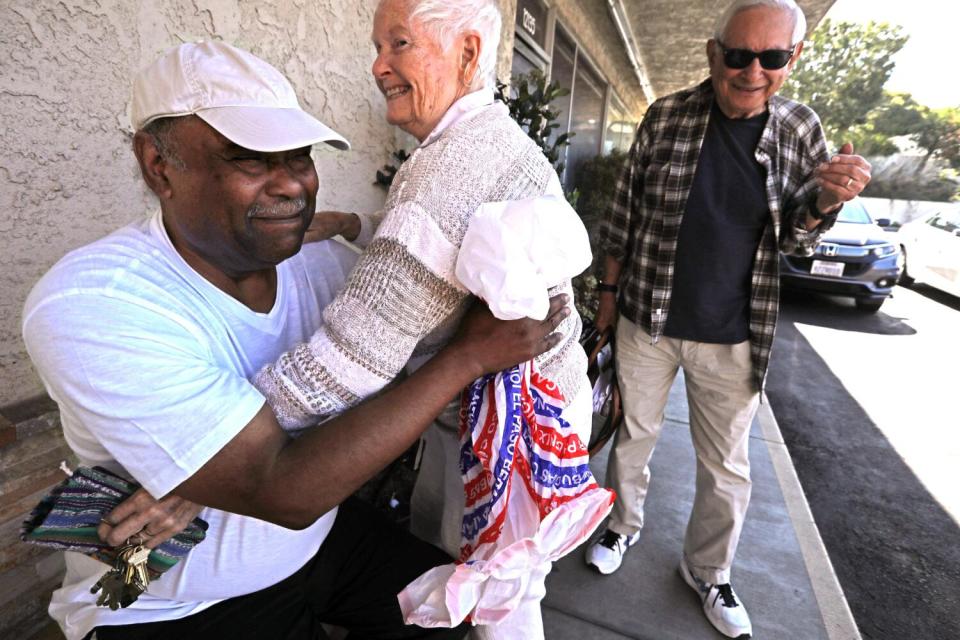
[606,315,759,585]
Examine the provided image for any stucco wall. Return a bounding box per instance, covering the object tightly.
[495,0,518,84]
[0,0,405,408]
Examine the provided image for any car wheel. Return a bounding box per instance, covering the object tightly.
[855,297,885,313]
[898,246,915,286]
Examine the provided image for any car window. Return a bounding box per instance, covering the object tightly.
[838,200,872,224]
[928,213,960,232]
[941,210,960,233]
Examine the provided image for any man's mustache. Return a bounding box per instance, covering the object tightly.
[247,198,308,219]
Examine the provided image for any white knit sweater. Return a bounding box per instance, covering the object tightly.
[255,102,588,432]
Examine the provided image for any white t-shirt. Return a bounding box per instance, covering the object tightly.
[22,211,359,640]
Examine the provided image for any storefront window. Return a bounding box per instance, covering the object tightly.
[511,11,637,188]
[511,41,545,78]
[564,60,605,191]
[549,28,576,151]
[547,26,607,190]
[604,96,636,154]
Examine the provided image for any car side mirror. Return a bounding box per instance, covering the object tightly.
[875,218,891,227]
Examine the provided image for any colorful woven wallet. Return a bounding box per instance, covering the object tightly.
[20,466,207,578]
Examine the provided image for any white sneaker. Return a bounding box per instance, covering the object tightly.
[584,529,640,574]
[680,560,752,639]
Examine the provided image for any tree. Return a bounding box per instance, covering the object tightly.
[783,19,908,145]
[783,19,959,201]
[912,106,960,172]
[870,95,960,172]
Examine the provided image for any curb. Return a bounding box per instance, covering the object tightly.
[756,395,863,640]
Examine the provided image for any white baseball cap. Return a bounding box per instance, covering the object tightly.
[131,41,349,152]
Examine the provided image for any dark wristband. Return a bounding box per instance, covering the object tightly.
[597,283,618,293]
[808,199,840,222]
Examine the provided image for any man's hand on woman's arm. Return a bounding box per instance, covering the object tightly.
[103,295,570,540]
[304,211,361,243]
[172,294,571,530]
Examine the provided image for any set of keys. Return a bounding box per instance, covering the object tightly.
[90,541,152,610]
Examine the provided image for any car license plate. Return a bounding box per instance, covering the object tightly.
[810,260,844,277]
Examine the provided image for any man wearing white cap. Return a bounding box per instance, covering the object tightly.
[22,41,569,640]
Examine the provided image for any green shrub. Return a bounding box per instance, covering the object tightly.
[573,150,627,222]
[570,150,628,322]
[495,70,573,178]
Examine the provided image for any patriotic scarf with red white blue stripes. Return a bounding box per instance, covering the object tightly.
[399,361,613,629]
[458,361,608,560]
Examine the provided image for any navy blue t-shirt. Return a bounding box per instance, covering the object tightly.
[663,101,769,344]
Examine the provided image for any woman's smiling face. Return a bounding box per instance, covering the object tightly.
[371,0,472,141]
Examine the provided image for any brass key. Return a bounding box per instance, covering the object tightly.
[119,543,152,605]
[91,541,152,609]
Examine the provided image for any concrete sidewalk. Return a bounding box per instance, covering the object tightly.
[541,373,862,640]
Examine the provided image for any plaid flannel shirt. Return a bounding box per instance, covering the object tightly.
[599,79,835,392]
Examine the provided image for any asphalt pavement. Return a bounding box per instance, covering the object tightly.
[766,287,960,639]
[541,372,862,640]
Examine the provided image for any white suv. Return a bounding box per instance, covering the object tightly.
[897,209,960,299]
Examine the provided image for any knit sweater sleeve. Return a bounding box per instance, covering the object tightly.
[253,196,471,432]
[353,209,385,248]
[254,108,563,433]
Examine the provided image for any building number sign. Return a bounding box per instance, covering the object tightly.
[522,8,537,37]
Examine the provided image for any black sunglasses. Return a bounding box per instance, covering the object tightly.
[718,42,797,70]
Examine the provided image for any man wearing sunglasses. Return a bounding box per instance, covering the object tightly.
[586,0,871,637]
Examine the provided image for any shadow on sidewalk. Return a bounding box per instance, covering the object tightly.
[779,289,917,336]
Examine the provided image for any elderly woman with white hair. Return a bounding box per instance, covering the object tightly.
[254,0,608,638]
